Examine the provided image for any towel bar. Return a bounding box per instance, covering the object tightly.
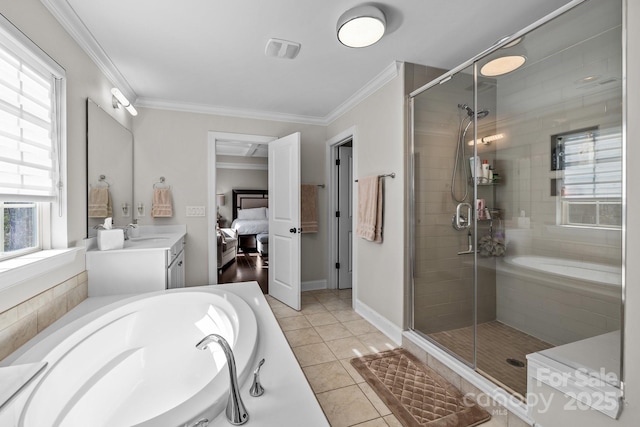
[355,172,395,183]
[153,176,171,189]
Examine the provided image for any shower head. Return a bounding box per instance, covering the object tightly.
[476,109,490,119]
[458,103,489,119]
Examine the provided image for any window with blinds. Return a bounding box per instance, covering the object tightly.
[557,128,622,228]
[0,16,65,260]
[0,45,57,199]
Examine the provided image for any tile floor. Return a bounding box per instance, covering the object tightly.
[265,289,403,427]
[266,289,517,427]
[428,321,553,398]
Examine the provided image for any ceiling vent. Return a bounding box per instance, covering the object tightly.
[265,38,301,59]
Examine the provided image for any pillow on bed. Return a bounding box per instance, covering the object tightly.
[237,207,266,220]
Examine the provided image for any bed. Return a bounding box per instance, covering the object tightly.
[230,189,268,252]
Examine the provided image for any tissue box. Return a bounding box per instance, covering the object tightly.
[97,229,124,250]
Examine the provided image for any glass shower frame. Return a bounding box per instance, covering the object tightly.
[408,0,625,398]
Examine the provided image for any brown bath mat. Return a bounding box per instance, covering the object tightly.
[350,348,491,427]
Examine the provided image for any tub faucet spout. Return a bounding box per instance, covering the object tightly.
[196,334,249,425]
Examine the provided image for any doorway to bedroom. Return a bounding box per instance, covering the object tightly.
[211,133,274,293]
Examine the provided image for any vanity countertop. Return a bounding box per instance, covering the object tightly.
[86,225,186,252]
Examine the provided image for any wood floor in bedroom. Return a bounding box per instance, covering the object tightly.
[219,251,268,293]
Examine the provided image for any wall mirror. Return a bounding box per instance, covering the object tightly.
[86,99,133,237]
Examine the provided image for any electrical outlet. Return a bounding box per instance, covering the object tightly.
[186,206,206,217]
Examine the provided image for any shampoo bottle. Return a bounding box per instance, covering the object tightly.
[481,160,490,182]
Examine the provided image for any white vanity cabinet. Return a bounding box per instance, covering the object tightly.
[86,228,186,297]
[167,241,185,289]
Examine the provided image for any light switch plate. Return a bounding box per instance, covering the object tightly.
[186,206,206,217]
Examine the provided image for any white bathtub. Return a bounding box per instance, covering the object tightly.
[504,255,621,288]
[497,255,622,346]
[5,288,258,427]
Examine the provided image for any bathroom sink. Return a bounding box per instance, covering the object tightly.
[129,236,169,242]
[121,235,173,249]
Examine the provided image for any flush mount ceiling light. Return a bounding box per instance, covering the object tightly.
[480,55,526,77]
[480,36,527,77]
[337,5,386,48]
[111,87,137,116]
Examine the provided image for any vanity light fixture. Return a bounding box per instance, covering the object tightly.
[467,133,505,146]
[337,5,386,48]
[111,88,138,116]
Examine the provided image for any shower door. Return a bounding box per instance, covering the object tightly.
[411,65,482,366]
[410,0,623,400]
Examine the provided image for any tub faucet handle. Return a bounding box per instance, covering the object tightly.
[250,358,265,397]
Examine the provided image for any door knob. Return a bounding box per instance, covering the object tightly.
[289,228,297,233]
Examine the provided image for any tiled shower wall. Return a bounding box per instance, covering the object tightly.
[491,13,623,343]
[412,71,497,337]
[0,271,88,361]
[494,24,622,265]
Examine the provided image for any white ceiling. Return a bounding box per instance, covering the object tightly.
[43,0,572,124]
[216,140,268,158]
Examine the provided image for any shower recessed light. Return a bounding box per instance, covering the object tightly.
[575,75,601,84]
[480,55,526,77]
[337,5,386,48]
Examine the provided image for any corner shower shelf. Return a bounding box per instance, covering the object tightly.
[469,177,501,186]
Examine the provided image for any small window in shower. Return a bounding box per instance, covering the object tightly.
[556,127,622,228]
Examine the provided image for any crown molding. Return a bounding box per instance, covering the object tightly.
[135,97,328,126]
[39,0,136,102]
[324,61,401,125]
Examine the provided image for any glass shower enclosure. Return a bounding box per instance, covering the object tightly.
[410,0,623,400]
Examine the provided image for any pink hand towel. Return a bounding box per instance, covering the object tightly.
[151,188,173,218]
[301,184,318,233]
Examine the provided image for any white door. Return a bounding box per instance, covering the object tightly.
[268,132,301,310]
[337,146,353,289]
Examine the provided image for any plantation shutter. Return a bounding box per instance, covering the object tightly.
[562,128,622,199]
[0,43,57,201]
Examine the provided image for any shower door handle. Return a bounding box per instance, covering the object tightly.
[452,202,472,230]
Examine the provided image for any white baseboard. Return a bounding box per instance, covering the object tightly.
[354,299,403,346]
[301,280,327,291]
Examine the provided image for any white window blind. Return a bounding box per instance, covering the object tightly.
[561,128,622,199]
[0,44,57,201]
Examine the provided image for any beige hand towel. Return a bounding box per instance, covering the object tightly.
[356,176,383,243]
[88,187,112,218]
[151,188,173,218]
[301,184,318,233]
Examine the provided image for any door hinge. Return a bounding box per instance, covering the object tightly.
[335,211,340,218]
[336,159,341,166]
[335,262,341,269]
